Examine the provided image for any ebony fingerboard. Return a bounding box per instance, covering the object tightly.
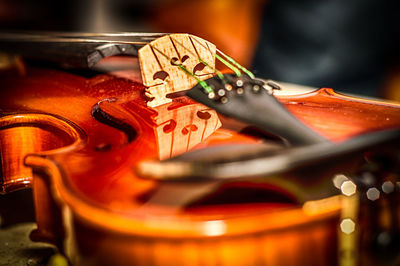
[0,32,165,68]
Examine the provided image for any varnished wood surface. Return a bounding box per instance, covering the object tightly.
[1,65,400,265]
[278,88,400,141]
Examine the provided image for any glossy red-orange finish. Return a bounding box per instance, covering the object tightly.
[1,64,400,265]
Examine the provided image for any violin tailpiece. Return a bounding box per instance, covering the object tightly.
[138,34,216,107]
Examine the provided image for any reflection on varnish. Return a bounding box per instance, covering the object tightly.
[152,102,221,160]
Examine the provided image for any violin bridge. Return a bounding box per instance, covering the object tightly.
[138,34,216,107]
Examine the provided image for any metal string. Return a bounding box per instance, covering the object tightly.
[189,36,255,78]
[148,35,259,99]
[150,45,215,96]
[170,36,226,82]
[216,48,255,79]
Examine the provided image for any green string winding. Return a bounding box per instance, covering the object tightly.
[216,49,255,79]
[150,40,257,97]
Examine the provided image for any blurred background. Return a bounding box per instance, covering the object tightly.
[0,0,399,98]
[0,1,399,264]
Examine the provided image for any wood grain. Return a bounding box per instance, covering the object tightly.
[139,34,216,107]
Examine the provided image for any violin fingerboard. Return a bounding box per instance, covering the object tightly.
[0,32,165,68]
[0,41,141,69]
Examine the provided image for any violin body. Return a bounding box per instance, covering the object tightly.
[0,66,335,265]
[1,37,400,265]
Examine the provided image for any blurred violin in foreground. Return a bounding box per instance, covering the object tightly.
[1,32,400,266]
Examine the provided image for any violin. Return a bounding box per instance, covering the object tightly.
[1,32,400,266]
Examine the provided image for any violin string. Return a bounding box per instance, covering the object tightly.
[150,45,215,96]
[189,36,244,77]
[168,36,251,87]
[0,35,149,45]
[215,48,255,79]
[214,54,241,77]
[41,32,166,37]
[170,36,226,82]
[0,32,161,45]
[3,33,255,79]
[149,36,256,98]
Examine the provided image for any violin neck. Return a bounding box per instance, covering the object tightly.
[0,32,165,68]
